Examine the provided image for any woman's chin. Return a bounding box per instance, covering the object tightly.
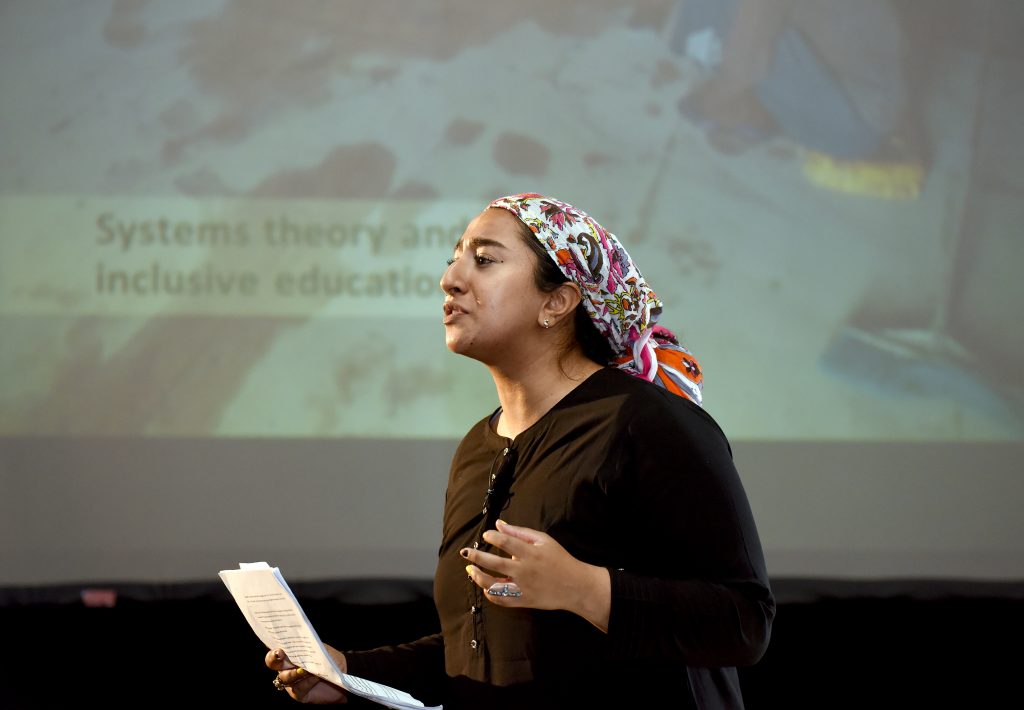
[446,337,490,364]
[444,333,471,356]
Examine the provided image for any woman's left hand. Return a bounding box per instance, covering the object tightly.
[461,519,610,630]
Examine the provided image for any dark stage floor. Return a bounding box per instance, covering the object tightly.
[3,578,1021,708]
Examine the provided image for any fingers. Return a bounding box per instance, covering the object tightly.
[484,521,551,556]
[265,648,296,671]
[460,520,554,586]
[467,521,548,561]
[495,519,548,544]
[277,666,310,686]
[465,564,521,606]
[465,563,503,590]
[268,649,349,703]
[478,530,528,559]
[273,665,324,703]
[467,564,524,605]
[463,522,566,609]
[461,547,515,576]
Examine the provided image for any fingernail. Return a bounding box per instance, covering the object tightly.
[274,650,282,661]
[459,548,469,558]
[465,564,474,576]
[497,519,508,529]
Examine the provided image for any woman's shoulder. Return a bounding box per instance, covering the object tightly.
[592,367,730,446]
[452,406,506,457]
[589,367,705,414]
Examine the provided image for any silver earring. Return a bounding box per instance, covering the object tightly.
[543,319,550,329]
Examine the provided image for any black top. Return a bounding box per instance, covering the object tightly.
[345,368,774,709]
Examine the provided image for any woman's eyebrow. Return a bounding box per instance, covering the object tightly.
[452,237,508,252]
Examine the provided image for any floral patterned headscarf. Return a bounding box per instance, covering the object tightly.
[489,193,703,405]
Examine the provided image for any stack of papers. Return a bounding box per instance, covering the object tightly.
[219,562,441,710]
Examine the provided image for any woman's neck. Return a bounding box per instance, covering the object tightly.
[488,352,603,440]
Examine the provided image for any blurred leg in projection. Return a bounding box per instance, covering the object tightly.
[669,0,925,196]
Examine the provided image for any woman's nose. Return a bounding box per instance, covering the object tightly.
[440,260,462,295]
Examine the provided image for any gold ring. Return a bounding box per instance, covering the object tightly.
[273,677,287,691]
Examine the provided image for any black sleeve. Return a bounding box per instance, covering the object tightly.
[342,633,446,706]
[606,395,775,668]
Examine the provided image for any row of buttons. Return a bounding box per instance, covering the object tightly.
[482,447,511,515]
[470,447,511,652]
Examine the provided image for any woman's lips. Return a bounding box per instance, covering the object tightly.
[443,302,468,324]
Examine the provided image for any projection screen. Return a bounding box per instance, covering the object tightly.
[2,0,1022,587]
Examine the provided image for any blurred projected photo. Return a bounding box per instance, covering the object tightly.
[1,0,1020,440]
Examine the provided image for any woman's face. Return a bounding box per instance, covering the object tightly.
[440,208,549,364]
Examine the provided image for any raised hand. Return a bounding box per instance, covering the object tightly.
[461,519,610,631]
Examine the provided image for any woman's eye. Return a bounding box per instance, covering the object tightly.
[474,254,495,265]
[445,257,456,266]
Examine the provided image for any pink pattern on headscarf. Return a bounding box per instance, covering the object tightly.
[488,193,703,405]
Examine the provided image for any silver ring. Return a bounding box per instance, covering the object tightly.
[273,677,287,691]
[487,582,522,598]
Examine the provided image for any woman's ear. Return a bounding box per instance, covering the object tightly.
[541,283,582,327]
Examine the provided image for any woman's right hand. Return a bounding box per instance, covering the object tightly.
[265,646,349,704]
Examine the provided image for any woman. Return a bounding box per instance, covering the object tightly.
[268,193,774,708]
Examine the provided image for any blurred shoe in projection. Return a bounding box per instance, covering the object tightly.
[667,0,927,194]
[820,323,1024,435]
